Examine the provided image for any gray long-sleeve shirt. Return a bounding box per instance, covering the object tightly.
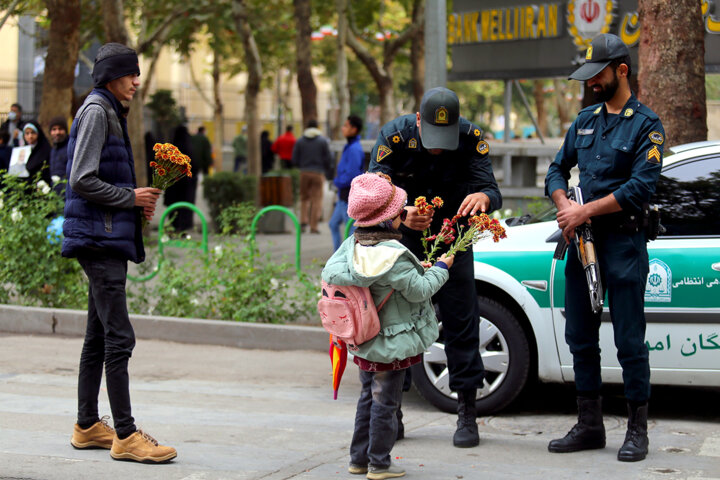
[68,104,135,209]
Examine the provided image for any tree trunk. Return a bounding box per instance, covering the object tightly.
[39,0,81,131]
[553,79,574,135]
[346,2,423,125]
[638,0,707,146]
[294,0,317,126]
[102,0,129,44]
[234,0,263,204]
[532,80,547,138]
[211,50,224,173]
[410,0,425,112]
[335,0,350,139]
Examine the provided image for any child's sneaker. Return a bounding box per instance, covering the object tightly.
[367,462,405,479]
[348,463,368,474]
[110,429,177,463]
[70,416,115,449]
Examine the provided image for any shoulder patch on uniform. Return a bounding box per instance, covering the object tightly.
[624,108,634,117]
[476,140,489,155]
[385,130,404,145]
[376,145,392,162]
[593,106,602,114]
[648,131,664,145]
[647,145,661,164]
[408,138,417,149]
[473,128,482,137]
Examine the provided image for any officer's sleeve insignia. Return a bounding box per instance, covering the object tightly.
[473,128,481,137]
[624,108,634,117]
[593,106,602,114]
[392,135,400,144]
[377,145,393,162]
[649,131,664,145]
[476,140,489,155]
[647,145,661,164]
[408,138,417,149]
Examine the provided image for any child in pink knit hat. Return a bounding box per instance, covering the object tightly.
[322,172,453,479]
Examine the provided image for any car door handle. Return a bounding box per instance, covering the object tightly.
[713,263,720,272]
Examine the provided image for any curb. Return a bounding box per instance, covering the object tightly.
[0,304,328,352]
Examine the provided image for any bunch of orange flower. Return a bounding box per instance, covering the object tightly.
[421,213,507,264]
[142,143,192,228]
[415,196,444,257]
[446,213,507,257]
[150,143,192,191]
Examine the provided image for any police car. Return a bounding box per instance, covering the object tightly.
[411,141,720,414]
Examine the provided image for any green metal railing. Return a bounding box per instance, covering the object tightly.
[248,205,301,266]
[127,202,209,282]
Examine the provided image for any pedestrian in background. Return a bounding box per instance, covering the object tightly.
[48,116,69,196]
[292,119,333,234]
[322,172,453,480]
[0,129,11,174]
[545,33,664,462]
[1,103,26,147]
[272,125,296,169]
[62,42,176,464]
[232,125,248,173]
[261,130,275,174]
[191,125,213,176]
[22,122,52,185]
[369,87,502,448]
[329,114,365,250]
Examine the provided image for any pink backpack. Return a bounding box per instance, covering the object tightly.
[318,280,393,351]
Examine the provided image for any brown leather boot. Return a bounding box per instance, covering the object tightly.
[71,416,115,449]
[110,429,177,463]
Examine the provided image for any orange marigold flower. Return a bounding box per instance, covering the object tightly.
[157,167,167,176]
[149,161,157,167]
[153,143,162,151]
[431,196,444,208]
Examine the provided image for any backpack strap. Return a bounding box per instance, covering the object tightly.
[376,289,394,312]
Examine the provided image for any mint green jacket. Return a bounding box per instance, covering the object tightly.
[322,237,448,363]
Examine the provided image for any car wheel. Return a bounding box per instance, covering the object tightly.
[411,296,531,415]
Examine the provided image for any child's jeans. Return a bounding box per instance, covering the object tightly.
[350,368,406,468]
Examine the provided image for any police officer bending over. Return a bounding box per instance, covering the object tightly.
[545,33,664,462]
[369,87,502,448]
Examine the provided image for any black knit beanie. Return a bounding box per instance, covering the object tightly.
[92,43,140,88]
[48,116,67,132]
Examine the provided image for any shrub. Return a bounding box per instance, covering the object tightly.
[127,237,319,324]
[203,172,257,228]
[0,173,87,308]
[216,202,258,236]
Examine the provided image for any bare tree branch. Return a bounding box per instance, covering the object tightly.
[0,0,22,32]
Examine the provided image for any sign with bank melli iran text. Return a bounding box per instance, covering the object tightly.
[449,0,720,80]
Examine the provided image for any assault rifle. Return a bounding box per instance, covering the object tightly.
[553,186,604,314]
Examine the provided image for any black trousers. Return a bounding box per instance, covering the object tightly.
[401,232,484,392]
[77,254,136,438]
[564,230,651,403]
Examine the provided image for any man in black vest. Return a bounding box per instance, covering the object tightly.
[63,43,175,463]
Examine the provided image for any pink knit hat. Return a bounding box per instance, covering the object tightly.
[347,173,407,227]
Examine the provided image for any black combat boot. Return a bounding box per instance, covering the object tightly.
[548,396,606,453]
[453,390,479,448]
[617,403,649,462]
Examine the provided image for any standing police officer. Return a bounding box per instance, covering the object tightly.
[545,33,664,462]
[369,87,502,448]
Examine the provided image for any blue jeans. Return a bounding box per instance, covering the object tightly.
[350,369,405,468]
[77,254,137,438]
[329,199,354,251]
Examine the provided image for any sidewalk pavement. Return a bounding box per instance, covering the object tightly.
[1,334,719,480]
